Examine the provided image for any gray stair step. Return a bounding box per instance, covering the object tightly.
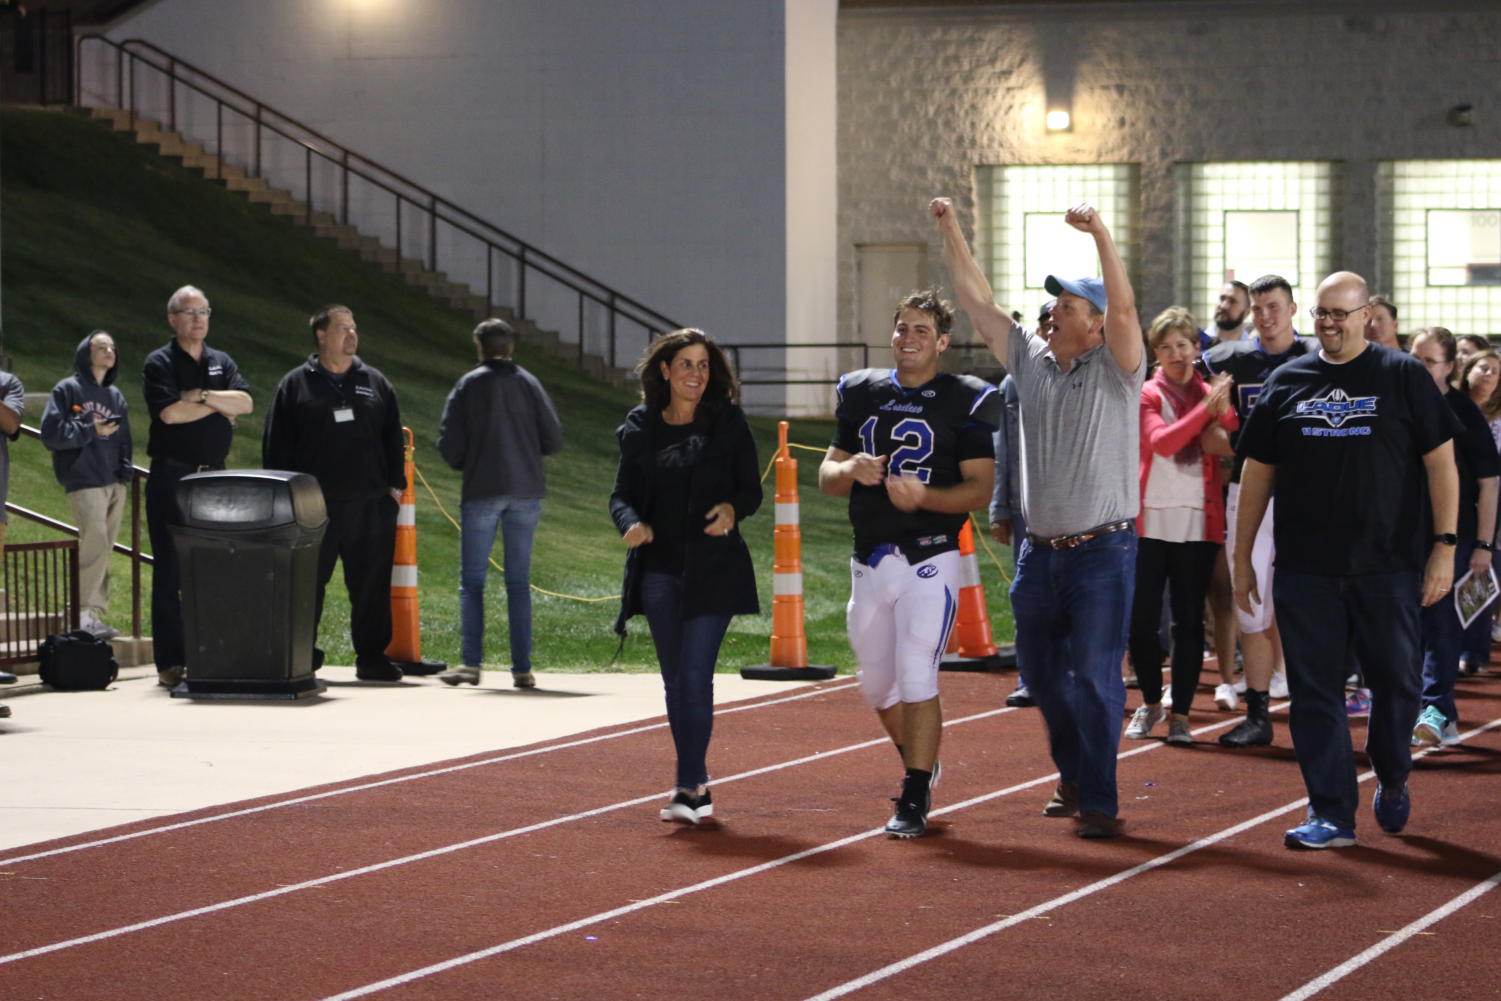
[79,102,634,384]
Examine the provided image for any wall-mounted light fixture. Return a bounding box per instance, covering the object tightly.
[1046,109,1072,132]
[1448,103,1474,127]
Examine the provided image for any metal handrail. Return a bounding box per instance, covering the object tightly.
[74,34,682,373]
[7,425,150,638]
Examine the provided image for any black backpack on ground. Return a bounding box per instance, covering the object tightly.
[39,630,118,691]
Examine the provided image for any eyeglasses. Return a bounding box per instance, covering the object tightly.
[1308,305,1368,323]
[172,307,212,318]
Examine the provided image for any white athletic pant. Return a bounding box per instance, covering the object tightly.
[846,549,960,710]
[1225,484,1276,634]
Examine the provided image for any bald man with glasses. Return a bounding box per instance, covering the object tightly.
[1232,270,1458,849]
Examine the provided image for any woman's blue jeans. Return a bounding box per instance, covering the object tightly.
[641,570,731,790]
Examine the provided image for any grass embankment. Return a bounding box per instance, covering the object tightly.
[0,107,1016,673]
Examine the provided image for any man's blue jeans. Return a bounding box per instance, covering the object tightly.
[459,496,541,672]
[1274,569,1421,831]
[641,571,731,790]
[1010,529,1136,818]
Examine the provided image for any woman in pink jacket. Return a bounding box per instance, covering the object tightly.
[1125,307,1239,744]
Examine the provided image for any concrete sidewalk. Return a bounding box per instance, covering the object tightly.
[0,665,826,852]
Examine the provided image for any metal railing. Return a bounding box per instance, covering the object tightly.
[0,541,79,667]
[722,341,1005,390]
[73,34,683,376]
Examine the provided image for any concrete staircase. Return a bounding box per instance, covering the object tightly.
[79,106,633,387]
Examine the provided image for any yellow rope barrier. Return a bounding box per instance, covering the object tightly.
[412,437,1008,605]
[968,512,1014,586]
[411,462,622,603]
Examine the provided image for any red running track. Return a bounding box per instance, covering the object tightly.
[3,668,1499,1001]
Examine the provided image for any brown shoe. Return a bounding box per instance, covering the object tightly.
[1042,781,1079,818]
[512,671,536,689]
[1077,811,1121,839]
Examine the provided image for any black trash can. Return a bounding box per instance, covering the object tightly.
[169,470,328,700]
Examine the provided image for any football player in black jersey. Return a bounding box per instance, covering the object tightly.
[819,289,1001,838]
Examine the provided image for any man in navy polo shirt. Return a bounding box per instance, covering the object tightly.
[142,285,253,688]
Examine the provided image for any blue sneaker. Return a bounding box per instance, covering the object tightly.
[1373,783,1410,834]
[1283,815,1357,850]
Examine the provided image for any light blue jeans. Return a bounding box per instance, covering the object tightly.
[459,496,541,672]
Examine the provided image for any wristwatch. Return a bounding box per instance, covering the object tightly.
[1477,539,1496,552]
[1431,533,1459,546]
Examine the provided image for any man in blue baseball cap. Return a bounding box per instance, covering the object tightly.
[932,198,1145,839]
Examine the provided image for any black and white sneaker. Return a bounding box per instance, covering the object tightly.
[884,773,932,839]
[885,797,926,838]
[660,790,698,825]
[693,788,715,822]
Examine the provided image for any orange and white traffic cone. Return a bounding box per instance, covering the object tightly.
[939,519,1010,672]
[741,421,835,681]
[387,426,446,675]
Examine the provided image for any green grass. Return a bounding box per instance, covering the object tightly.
[0,106,1015,673]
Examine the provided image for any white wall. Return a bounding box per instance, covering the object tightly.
[783,0,839,417]
[102,0,800,407]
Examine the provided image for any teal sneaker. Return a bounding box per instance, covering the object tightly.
[1412,706,1447,747]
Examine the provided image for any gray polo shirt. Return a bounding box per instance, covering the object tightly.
[1007,323,1146,538]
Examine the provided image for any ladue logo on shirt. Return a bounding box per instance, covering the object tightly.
[915,564,938,579]
[354,385,376,399]
[207,364,223,377]
[1294,388,1377,428]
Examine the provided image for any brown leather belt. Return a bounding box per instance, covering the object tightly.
[1029,520,1133,550]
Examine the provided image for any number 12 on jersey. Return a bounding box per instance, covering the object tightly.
[859,416,935,483]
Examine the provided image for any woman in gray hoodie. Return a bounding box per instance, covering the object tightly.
[40,331,133,638]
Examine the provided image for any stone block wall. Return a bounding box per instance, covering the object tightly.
[837,2,1501,347]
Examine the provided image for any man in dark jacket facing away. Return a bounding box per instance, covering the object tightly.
[435,318,563,689]
[263,306,406,682]
[41,331,132,639]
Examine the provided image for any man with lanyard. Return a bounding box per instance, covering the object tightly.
[143,286,253,688]
[1202,274,1312,746]
[819,289,1000,839]
[934,197,1145,839]
[1233,271,1457,848]
[263,306,406,682]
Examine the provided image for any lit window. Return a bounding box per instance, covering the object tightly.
[1380,160,1501,335]
[1180,162,1336,329]
[977,164,1137,320]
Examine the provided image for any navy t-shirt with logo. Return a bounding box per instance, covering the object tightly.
[1237,344,1454,575]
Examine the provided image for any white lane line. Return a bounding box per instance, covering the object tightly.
[1277,869,1501,1001]
[0,696,1304,974]
[0,680,859,867]
[801,716,1501,1001]
[0,701,1012,967]
[308,713,1274,1000]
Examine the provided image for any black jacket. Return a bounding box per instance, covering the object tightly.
[262,355,405,504]
[610,403,762,635]
[438,359,563,501]
[40,335,132,492]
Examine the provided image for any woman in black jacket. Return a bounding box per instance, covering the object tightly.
[610,329,761,825]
